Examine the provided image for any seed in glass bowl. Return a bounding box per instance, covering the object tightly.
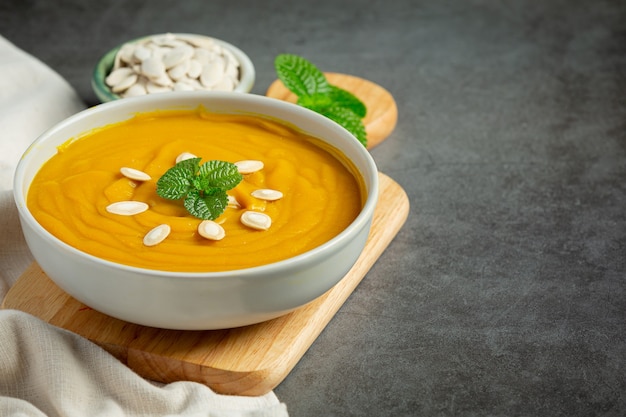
[105,33,241,97]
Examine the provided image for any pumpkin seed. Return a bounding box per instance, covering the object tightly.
[251,189,283,201]
[175,152,197,163]
[227,195,241,208]
[143,224,171,246]
[110,73,138,93]
[120,167,151,182]
[198,220,226,240]
[141,56,166,79]
[106,201,149,215]
[234,160,264,174]
[240,211,271,230]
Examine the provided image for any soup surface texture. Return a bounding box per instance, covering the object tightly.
[27,108,365,272]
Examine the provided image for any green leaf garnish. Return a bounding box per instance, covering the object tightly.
[315,105,367,146]
[156,157,200,199]
[274,54,331,97]
[184,189,229,221]
[197,159,243,190]
[327,86,367,118]
[274,54,368,147]
[297,93,334,110]
[156,158,242,220]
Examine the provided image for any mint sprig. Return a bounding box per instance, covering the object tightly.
[156,158,242,220]
[274,54,368,146]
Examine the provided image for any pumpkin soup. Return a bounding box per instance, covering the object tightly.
[27,107,365,272]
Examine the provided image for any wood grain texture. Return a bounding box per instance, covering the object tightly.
[2,172,409,396]
[265,73,398,149]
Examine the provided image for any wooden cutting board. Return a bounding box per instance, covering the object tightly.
[2,172,409,396]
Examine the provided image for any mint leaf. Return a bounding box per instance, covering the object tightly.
[298,88,367,145]
[172,157,201,178]
[328,86,367,118]
[297,93,334,110]
[198,160,243,190]
[274,54,368,147]
[191,176,218,194]
[156,157,243,220]
[184,189,229,221]
[317,105,367,146]
[275,54,331,97]
[156,157,201,200]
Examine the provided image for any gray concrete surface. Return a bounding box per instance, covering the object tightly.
[2,0,625,415]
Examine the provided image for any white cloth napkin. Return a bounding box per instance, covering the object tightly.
[0,35,288,417]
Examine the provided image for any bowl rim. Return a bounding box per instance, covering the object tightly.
[91,33,256,102]
[14,92,378,280]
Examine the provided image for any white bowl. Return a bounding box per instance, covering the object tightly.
[92,33,255,102]
[14,92,378,330]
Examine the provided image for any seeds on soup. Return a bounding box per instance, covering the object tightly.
[120,167,151,182]
[251,189,283,201]
[175,152,197,163]
[106,201,149,215]
[227,195,241,209]
[240,211,272,231]
[234,160,264,174]
[143,224,171,246]
[198,220,226,241]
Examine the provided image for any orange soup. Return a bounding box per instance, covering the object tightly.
[27,107,365,272]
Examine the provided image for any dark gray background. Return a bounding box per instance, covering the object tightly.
[2,1,625,416]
